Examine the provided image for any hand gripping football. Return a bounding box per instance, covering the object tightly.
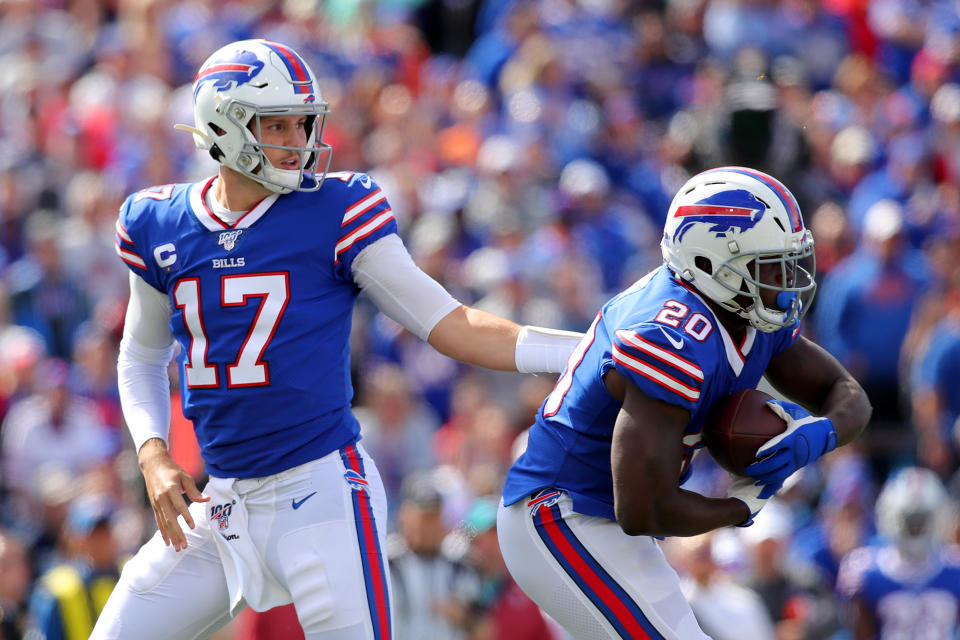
[703,389,787,476]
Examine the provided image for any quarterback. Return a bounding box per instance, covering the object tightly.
[497,167,872,639]
[92,39,581,639]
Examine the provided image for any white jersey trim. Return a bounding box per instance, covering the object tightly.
[189,177,280,231]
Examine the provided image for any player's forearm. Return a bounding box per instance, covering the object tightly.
[429,306,584,373]
[821,373,872,447]
[616,488,749,537]
[428,306,521,370]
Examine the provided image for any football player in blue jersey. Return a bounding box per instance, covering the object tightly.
[91,39,582,640]
[838,467,960,640]
[497,167,873,639]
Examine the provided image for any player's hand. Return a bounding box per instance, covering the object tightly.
[726,474,768,527]
[138,438,209,552]
[745,399,837,498]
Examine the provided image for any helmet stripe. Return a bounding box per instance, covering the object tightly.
[697,166,803,232]
[195,63,258,83]
[261,40,314,94]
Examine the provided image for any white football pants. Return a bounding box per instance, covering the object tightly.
[91,443,393,640]
[497,492,712,640]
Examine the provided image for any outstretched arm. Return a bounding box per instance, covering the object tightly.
[352,235,583,373]
[427,306,583,372]
[607,370,751,537]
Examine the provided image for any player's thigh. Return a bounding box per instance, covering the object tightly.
[270,444,392,640]
[91,505,233,640]
[497,495,710,640]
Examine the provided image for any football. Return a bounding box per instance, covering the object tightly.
[703,388,787,476]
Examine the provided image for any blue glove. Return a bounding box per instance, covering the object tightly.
[745,399,838,499]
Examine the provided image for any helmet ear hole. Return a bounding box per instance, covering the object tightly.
[694,256,713,274]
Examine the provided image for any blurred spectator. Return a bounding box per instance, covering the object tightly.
[6,211,91,359]
[910,283,960,475]
[388,471,480,640]
[0,529,30,640]
[1,358,115,505]
[787,450,877,636]
[26,492,120,640]
[815,200,930,429]
[457,496,555,640]
[672,533,776,640]
[867,0,929,84]
[356,363,442,525]
[847,132,936,235]
[837,467,960,639]
[808,201,857,277]
[555,158,638,295]
[738,500,801,636]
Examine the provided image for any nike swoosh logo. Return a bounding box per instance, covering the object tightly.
[291,492,317,510]
[659,325,684,350]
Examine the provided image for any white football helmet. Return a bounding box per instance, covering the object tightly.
[876,466,949,559]
[176,39,332,194]
[661,167,816,332]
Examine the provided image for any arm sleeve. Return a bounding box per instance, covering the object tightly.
[117,272,176,452]
[351,234,462,341]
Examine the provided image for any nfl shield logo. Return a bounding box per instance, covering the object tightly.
[218,230,243,252]
[210,501,234,531]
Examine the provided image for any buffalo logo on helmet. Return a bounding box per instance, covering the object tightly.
[672,189,767,242]
[193,50,265,96]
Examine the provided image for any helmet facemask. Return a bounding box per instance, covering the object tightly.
[217,98,333,194]
[706,230,817,332]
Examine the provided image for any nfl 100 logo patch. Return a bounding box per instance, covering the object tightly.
[218,230,243,252]
[210,501,235,531]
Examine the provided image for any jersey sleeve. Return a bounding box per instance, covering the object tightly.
[610,323,705,412]
[331,174,399,281]
[114,193,166,292]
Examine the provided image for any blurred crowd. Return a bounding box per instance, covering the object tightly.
[1,0,960,638]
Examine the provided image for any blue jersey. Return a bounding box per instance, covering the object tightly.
[115,172,397,478]
[838,545,960,639]
[502,265,800,520]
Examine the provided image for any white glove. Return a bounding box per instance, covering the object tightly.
[727,474,769,527]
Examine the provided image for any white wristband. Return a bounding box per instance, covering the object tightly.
[515,325,585,374]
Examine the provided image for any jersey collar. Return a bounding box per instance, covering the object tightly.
[188,177,279,231]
